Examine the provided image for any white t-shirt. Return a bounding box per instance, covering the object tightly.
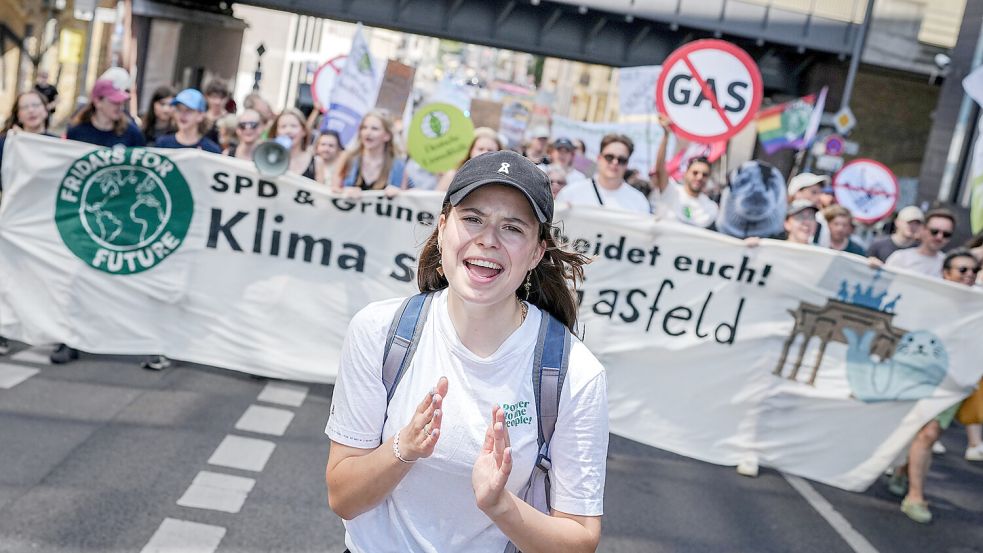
[885,248,944,278]
[326,290,608,553]
[554,177,651,214]
[673,183,718,228]
[648,181,680,220]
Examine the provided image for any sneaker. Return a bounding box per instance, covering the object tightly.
[0,336,9,356]
[931,441,947,455]
[50,344,79,364]
[900,498,933,524]
[965,444,983,462]
[887,472,908,497]
[736,458,759,477]
[141,355,172,371]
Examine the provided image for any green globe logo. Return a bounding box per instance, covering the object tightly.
[55,148,193,275]
[421,111,451,139]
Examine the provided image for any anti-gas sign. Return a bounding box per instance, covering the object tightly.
[656,40,763,143]
[833,159,899,224]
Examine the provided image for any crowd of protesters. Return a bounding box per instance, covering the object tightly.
[1,67,981,527]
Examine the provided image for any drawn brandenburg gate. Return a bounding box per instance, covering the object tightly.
[774,274,908,385]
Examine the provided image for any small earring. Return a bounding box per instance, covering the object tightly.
[523,272,532,300]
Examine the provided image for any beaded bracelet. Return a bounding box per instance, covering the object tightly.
[392,431,416,463]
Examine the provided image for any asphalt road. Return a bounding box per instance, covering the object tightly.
[1,345,980,553]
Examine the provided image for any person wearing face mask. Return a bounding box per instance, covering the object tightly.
[226,109,264,160]
[436,127,504,191]
[141,85,176,144]
[269,108,315,178]
[334,109,410,196]
[153,89,221,154]
[554,134,650,214]
[325,151,607,553]
[66,79,146,148]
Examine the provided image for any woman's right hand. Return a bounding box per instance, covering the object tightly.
[398,376,449,462]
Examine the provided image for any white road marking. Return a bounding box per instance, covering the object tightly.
[177,471,256,514]
[235,404,295,436]
[140,517,225,553]
[208,435,276,472]
[783,474,880,553]
[0,364,40,389]
[9,347,52,366]
[257,381,309,407]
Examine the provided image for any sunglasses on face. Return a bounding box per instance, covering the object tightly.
[928,228,952,238]
[952,265,981,274]
[602,153,629,166]
[238,121,260,130]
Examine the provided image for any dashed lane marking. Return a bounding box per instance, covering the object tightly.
[783,474,880,553]
[139,517,225,553]
[177,470,256,514]
[9,347,53,366]
[257,381,309,407]
[235,404,295,436]
[207,435,276,472]
[0,363,40,389]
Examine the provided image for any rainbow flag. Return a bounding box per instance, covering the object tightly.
[756,88,826,154]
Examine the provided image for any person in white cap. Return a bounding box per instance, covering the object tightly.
[787,173,826,206]
[524,124,551,168]
[867,206,924,262]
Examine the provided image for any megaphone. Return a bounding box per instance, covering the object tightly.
[253,135,293,177]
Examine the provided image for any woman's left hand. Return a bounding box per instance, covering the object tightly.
[383,185,402,198]
[472,405,513,516]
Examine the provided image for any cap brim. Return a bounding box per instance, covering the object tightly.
[104,91,129,102]
[172,99,203,112]
[448,178,548,223]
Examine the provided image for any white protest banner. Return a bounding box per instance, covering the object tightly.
[971,113,983,234]
[551,115,670,173]
[2,134,982,492]
[617,65,661,117]
[832,158,899,224]
[323,25,385,146]
[656,39,763,143]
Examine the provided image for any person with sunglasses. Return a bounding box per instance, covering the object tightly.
[885,209,956,278]
[226,109,263,160]
[554,134,650,214]
[946,249,983,462]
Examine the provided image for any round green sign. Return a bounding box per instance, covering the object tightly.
[55,147,193,275]
[407,103,475,173]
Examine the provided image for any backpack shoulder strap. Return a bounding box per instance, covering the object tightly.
[532,310,571,461]
[381,292,434,405]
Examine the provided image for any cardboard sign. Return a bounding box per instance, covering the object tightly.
[656,40,763,143]
[833,159,899,224]
[311,55,346,113]
[375,60,416,116]
[407,103,475,173]
[469,99,503,130]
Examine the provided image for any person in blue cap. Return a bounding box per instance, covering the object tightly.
[153,88,221,154]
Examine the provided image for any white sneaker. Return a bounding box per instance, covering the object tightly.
[966,444,983,462]
[736,458,759,477]
[932,441,946,455]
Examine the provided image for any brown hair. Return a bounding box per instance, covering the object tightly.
[924,207,957,229]
[269,108,312,151]
[459,127,504,168]
[2,90,47,134]
[600,133,634,156]
[416,202,590,332]
[204,79,230,98]
[822,204,853,225]
[70,97,128,136]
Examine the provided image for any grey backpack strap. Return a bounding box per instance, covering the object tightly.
[505,311,570,553]
[381,292,434,422]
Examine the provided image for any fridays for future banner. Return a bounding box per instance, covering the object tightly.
[2,134,982,491]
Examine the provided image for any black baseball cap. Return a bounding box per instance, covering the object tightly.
[445,150,553,224]
[553,137,575,150]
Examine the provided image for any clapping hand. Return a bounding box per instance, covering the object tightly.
[397,376,448,462]
[472,405,513,515]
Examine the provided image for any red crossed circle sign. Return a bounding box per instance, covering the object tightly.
[833,159,899,224]
[656,40,763,143]
[312,55,347,113]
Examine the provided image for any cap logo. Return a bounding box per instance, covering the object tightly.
[498,162,510,175]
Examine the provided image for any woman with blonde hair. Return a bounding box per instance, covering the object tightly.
[436,126,504,191]
[226,108,263,160]
[333,109,408,195]
[269,108,316,177]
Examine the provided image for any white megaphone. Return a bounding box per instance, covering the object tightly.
[253,135,293,177]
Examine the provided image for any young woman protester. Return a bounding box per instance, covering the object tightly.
[269,108,315,177]
[153,89,222,154]
[0,90,58,355]
[66,79,146,148]
[436,126,504,191]
[141,85,176,144]
[312,130,343,186]
[226,109,264,160]
[333,109,409,195]
[325,150,608,553]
